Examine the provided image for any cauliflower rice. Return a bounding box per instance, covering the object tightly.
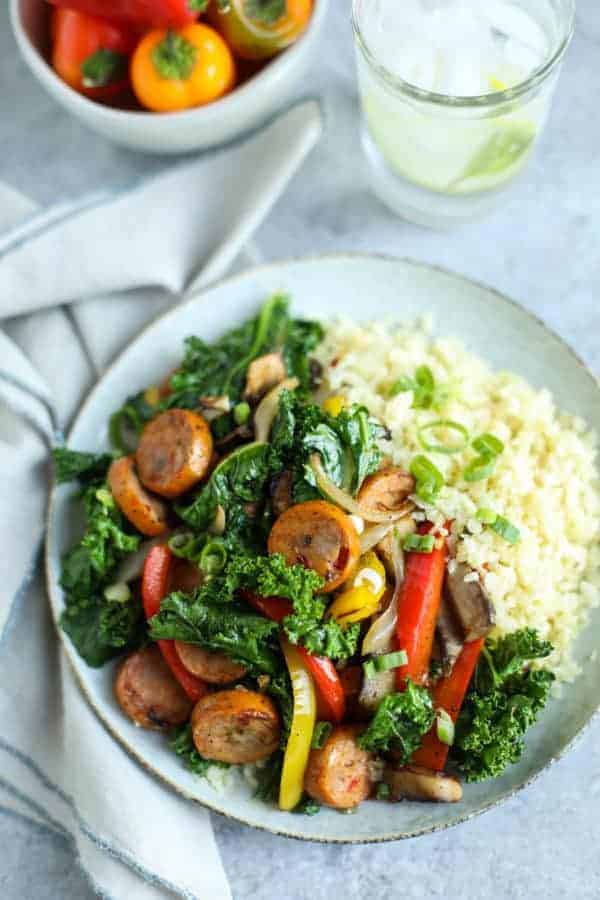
[316,317,600,683]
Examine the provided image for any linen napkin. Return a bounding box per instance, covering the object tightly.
[0,100,322,900]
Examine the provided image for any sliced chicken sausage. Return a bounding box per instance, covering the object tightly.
[268,500,361,593]
[136,409,213,499]
[114,646,193,730]
[108,456,168,537]
[191,689,280,764]
[175,643,247,685]
[358,467,415,515]
[304,725,374,809]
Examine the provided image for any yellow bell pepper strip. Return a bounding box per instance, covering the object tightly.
[279,639,317,811]
[328,551,386,627]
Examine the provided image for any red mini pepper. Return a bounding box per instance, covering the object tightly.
[395,524,447,688]
[243,592,346,724]
[412,637,485,771]
[51,8,137,100]
[48,0,206,29]
[141,545,207,702]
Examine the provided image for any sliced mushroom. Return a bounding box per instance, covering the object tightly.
[214,423,253,450]
[270,470,293,517]
[383,765,463,803]
[436,588,464,677]
[243,352,286,403]
[445,562,496,642]
[199,395,231,421]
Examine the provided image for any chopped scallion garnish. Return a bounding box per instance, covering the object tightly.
[199,540,227,575]
[418,419,469,455]
[410,454,445,503]
[363,650,408,680]
[403,533,436,554]
[375,782,391,801]
[490,515,521,545]
[436,709,455,746]
[463,457,497,482]
[311,721,333,749]
[472,433,505,458]
[476,507,498,524]
[389,365,448,410]
[233,401,251,426]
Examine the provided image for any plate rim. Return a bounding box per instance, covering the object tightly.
[45,252,600,843]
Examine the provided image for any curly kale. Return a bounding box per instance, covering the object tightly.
[60,485,143,667]
[451,629,555,782]
[357,681,435,762]
[170,724,230,778]
[52,448,113,486]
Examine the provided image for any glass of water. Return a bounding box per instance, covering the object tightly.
[352,0,575,228]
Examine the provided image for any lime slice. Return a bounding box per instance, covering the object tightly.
[449,120,537,191]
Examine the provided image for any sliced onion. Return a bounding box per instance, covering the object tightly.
[360,521,394,554]
[254,377,299,443]
[114,536,167,584]
[310,455,414,525]
[210,505,226,536]
[362,529,405,656]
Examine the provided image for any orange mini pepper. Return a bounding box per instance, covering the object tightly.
[131,23,236,112]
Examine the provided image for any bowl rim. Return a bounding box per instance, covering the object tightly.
[10,0,328,125]
[45,252,600,844]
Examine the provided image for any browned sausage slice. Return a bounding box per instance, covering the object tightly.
[358,467,415,514]
[304,725,374,809]
[191,689,280,764]
[175,643,247,685]
[267,500,361,593]
[108,456,168,537]
[136,409,213,499]
[114,646,193,730]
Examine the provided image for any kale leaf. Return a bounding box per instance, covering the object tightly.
[60,485,143,667]
[149,592,281,675]
[176,442,272,551]
[165,295,323,409]
[170,724,230,777]
[450,629,555,782]
[357,681,435,762]
[270,390,386,501]
[109,391,156,454]
[52,448,113,485]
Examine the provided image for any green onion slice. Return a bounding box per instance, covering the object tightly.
[403,533,436,554]
[436,709,455,746]
[311,721,333,749]
[418,419,469,455]
[476,507,498,525]
[410,454,445,502]
[388,375,414,398]
[472,433,505,458]
[490,515,521,545]
[363,650,408,680]
[199,540,228,575]
[375,783,391,801]
[104,582,131,604]
[463,457,496,482]
[233,401,251,426]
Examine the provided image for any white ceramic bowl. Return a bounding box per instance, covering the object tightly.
[10,0,328,154]
[47,255,600,842]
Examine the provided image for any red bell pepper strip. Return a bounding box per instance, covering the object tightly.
[412,637,485,771]
[47,0,205,29]
[242,591,346,724]
[395,524,447,688]
[141,545,207,703]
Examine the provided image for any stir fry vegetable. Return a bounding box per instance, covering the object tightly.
[55,296,558,814]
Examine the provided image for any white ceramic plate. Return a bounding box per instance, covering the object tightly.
[46,255,600,841]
